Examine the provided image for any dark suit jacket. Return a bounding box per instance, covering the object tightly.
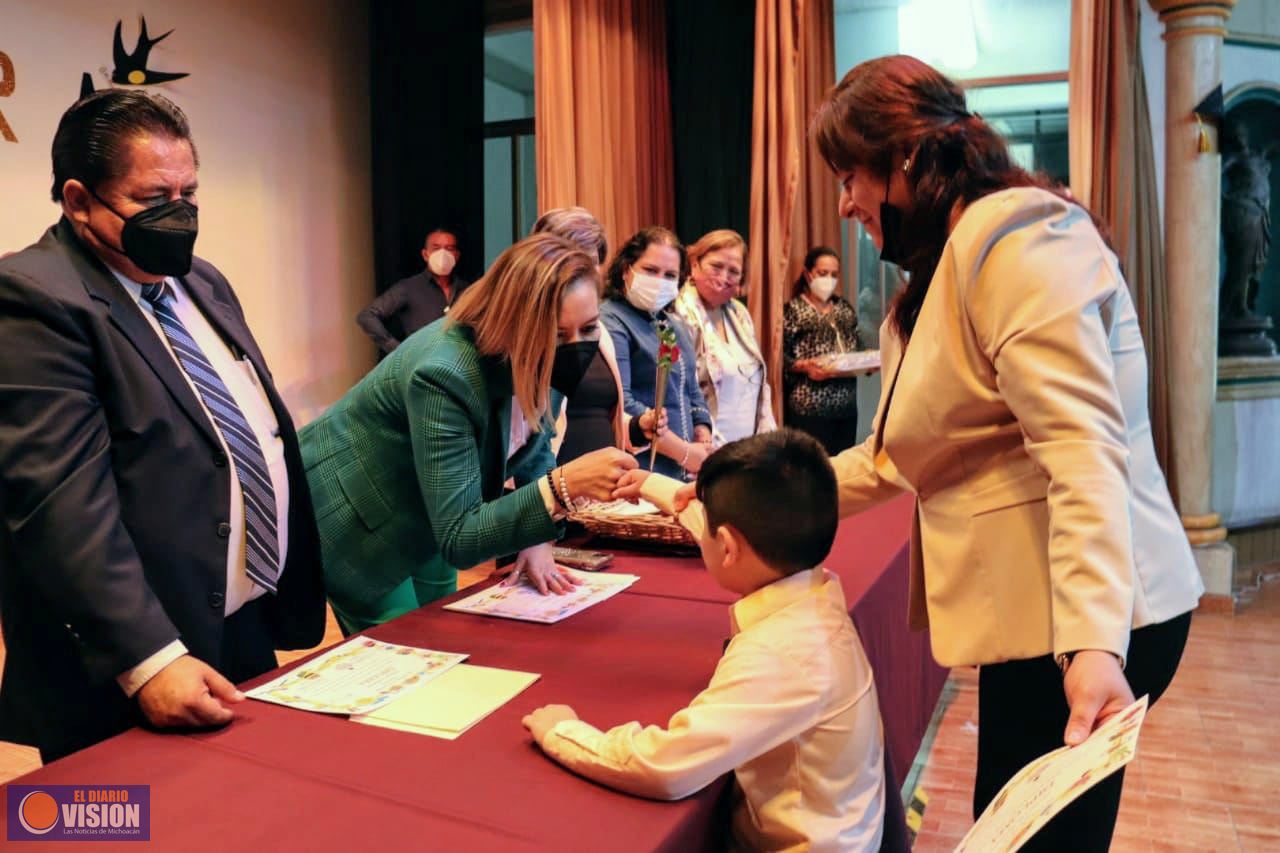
[0,219,325,758]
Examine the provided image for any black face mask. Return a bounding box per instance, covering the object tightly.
[550,339,600,397]
[878,177,908,267]
[90,192,199,276]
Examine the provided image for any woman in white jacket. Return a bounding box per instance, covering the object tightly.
[671,229,776,446]
[804,56,1200,851]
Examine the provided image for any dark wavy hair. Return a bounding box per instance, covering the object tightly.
[811,55,1100,342]
[603,226,688,303]
[51,88,198,203]
[791,245,840,300]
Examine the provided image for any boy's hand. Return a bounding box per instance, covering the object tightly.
[671,483,698,512]
[523,704,579,745]
[612,469,650,502]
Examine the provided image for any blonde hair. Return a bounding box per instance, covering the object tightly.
[448,233,599,428]
[687,229,748,287]
[531,207,608,265]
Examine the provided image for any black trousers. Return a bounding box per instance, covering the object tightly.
[786,410,860,455]
[218,596,281,685]
[975,611,1192,851]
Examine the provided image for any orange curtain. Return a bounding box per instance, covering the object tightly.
[534,0,676,261]
[748,0,838,424]
[1069,0,1173,488]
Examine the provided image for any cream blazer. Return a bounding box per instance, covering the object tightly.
[833,187,1203,668]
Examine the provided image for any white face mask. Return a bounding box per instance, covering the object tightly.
[428,248,457,276]
[809,274,838,302]
[626,271,679,314]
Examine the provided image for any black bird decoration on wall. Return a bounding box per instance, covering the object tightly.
[111,17,189,86]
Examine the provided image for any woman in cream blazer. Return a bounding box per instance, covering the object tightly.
[811,56,1203,851]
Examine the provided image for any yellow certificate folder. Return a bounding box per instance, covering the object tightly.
[350,664,540,740]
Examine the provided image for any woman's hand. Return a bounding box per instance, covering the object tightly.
[693,424,713,446]
[1062,650,1135,746]
[508,543,580,595]
[612,469,650,501]
[638,407,669,440]
[682,439,710,474]
[561,448,638,502]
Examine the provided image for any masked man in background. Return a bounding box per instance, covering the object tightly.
[357,227,471,352]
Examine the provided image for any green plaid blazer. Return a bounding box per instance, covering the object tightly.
[299,319,562,613]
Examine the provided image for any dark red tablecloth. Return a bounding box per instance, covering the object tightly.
[5,495,946,851]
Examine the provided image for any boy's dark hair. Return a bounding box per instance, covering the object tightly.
[51,88,197,203]
[695,428,838,575]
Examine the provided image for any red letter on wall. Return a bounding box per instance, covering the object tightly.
[0,51,16,143]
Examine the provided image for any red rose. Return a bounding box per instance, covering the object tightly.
[670,345,681,364]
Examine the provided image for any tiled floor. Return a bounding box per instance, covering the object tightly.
[2,569,1278,852]
[911,575,1280,852]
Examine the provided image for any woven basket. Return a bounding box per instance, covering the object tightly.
[570,501,697,550]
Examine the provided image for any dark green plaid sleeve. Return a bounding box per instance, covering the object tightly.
[406,370,557,569]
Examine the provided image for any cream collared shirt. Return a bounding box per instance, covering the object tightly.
[541,568,886,852]
[108,269,289,696]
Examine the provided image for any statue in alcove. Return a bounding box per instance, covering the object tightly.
[1220,121,1277,357]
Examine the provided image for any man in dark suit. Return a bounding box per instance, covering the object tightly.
[356,227,470,352]
[0,89,324,762]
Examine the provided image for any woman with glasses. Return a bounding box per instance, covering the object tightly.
[672,229,776,446]
[782,246,861,454]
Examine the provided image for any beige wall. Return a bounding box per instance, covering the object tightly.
[0,0,375,423]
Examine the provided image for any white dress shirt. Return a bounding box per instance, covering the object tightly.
[108,268,289,696]
[541,568,886,852]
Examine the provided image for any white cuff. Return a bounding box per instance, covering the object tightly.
[116,639,188,698]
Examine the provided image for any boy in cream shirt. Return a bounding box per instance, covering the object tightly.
[523,429,886,851]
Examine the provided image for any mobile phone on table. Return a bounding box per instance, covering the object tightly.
[552,547,614,571]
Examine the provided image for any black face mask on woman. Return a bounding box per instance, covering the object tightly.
[550,339,600,397]
[89,192,199,277]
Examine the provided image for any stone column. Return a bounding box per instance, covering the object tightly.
[1150,0,1235,599]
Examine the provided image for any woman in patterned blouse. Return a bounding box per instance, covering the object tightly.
[782,246,860,454]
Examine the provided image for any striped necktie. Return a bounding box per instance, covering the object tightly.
[141,282,280,593]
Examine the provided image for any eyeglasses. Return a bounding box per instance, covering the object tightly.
[702,260,743,283]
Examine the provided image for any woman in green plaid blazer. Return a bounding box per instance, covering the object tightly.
[300,235,638,633]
